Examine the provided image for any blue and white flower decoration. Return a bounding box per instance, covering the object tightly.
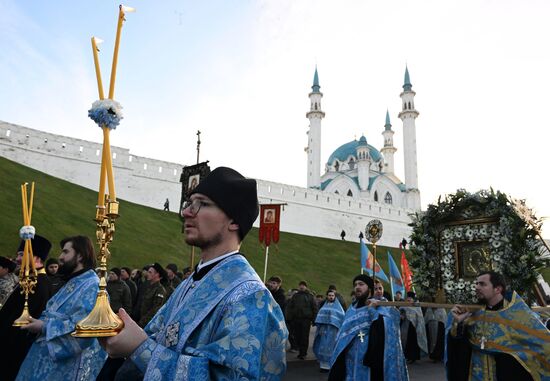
[19,225,36,240]
[88,99,123,130]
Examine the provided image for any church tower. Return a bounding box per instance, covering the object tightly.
[398,66,421,209]
[306,67,325,188]
[381,110,397,174]
[356,135,370,192]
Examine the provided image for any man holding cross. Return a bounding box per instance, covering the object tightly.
[329,274,408,381]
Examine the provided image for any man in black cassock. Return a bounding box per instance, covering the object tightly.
[0,235,52,381]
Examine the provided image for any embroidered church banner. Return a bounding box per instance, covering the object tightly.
[259,204,281,247]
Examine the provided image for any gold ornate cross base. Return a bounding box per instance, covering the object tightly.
[72,200,123,337]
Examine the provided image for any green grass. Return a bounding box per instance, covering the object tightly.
[1,156,547,300]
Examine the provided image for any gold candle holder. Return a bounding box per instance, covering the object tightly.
[73,199,122,337]
[13,277,38,326]
[72,5,134,338]
[14,183,38,327]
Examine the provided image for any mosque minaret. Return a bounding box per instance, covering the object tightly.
[306,66,421,210]
[305,67,325,189]
[398,66,421,210]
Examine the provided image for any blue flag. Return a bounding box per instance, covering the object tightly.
[387,251,405,296]
[360,238,368,269]
[360,239,389,282]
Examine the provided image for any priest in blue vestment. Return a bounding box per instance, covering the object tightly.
[446,271,550,381]
[312,289,345,372]
[16,235,107,381]
[329,274,409,381]
[102,167,288,380]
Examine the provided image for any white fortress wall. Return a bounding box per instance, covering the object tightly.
[256,180,414,247]
[0,122,414,247]
[0,122,183,210]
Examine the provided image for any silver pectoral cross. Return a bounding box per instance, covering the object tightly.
[358,330,366,343]
[480,336,486,350]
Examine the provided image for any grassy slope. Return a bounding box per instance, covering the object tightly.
[1,156,547,298]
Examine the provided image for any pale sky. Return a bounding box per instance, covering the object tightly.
[1,0,548,237]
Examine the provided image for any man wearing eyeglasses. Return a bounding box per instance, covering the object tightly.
[101,166,288,380]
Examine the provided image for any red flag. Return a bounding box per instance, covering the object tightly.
[258,204,281,247]
[400,249,413,292]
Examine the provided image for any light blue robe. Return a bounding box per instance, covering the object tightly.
[312,298,345,369]
[401,306,428,356]
[16,269,106,381]
[129,254,288,380]
[330,304,409,381]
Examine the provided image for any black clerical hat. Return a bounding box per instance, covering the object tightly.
[190,167,259,240]
[17,234,52,262]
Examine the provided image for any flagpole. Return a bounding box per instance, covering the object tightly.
[389,274,395,301]
[263,246,269,283]
[372,242,377,284]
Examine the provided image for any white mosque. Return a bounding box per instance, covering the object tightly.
[305,66,421,211]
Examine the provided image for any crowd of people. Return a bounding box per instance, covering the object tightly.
[0,165,548,380]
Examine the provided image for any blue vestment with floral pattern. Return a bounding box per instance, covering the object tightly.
[312,298,345,369]
[445,292,550,381]
[16,269,106,381]
[330,304,409,381]
[129,254,288,380]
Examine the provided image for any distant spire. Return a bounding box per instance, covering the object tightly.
[312,66,320,93]
[403,65,412,91]
[384,109,392,131]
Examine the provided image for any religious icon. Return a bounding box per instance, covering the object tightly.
[263,208,276,223]
[456,241,492,280]
[188,174,200,191]
[366,219,383,244]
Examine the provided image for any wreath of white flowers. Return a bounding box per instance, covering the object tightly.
[409,189,548,305]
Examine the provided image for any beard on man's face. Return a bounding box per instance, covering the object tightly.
[58,255,78,276]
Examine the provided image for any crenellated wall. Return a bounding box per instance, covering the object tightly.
[0,121,183,211]
[0,121,414,247]
[256,180,414,247]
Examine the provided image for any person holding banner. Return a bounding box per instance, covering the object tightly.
[101,167,288,380]
[329,274,408,381]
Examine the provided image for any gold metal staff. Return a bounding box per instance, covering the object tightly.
[72,4,135,338]
[13,182,38,326]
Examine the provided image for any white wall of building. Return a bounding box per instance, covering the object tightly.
[0,121,414,247]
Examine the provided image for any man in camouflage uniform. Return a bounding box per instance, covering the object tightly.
[107,267,132,313]
[138,262,167,328]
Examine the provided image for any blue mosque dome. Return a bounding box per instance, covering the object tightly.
[326,139,382,165]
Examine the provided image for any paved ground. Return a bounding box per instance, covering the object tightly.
[284,358,445,380]
[283,329,445,380]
